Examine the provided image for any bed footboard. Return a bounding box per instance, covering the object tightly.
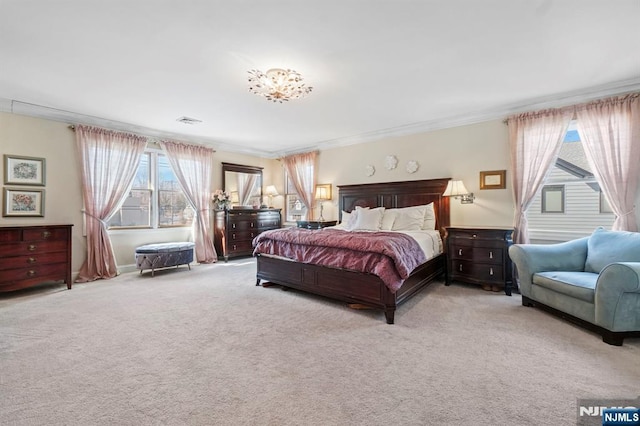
[255,253,445,323]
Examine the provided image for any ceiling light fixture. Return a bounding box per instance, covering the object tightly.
[247,68,313,103]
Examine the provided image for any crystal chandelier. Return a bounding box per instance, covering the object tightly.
[247,68,313,103]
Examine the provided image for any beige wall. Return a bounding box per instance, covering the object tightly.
[0,112,279,275]
[0,112,87,273]
[317,119,515,227]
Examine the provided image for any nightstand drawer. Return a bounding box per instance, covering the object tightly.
[451,260,504,282]
[450,246,503,264]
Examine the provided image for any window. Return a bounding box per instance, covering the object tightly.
[541,185,565,213]
[526,121,615,241]
[284,171,308,223]
[107,151,193,229]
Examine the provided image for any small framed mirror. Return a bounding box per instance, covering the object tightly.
[222,162,263,209]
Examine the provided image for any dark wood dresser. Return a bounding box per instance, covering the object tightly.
[445,226,514,295]
[214,209,281,261]
[0,224,73,292]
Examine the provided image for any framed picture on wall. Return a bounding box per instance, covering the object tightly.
[2,188,45,217]
[4,155,46,186]
[479,170,506,190]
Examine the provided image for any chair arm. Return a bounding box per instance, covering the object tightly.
[595,262,640,331]
[508,237,588,296]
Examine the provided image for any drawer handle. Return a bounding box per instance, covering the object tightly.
[489,267,494,276]
[232,233,236,239]
[232,244,237,250]
[489,251,493,259]
[472,234,477,238]
[458,248,463,256]
[250,223,254,228]
[42,231,52,239]
[232,224,236,229]
[250,232,255,238]
[27,257,37,264]
[459,264,463,272]
[27,270,36,277]
[28,244,37,251]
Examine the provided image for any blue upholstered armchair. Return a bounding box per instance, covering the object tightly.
[508,228,640,346]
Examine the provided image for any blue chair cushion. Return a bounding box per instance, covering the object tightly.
[585,228,640,273]
[533,271,598,303]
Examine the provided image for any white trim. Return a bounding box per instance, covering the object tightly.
[3,77,640,158]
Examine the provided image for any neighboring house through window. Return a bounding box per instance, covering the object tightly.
[284,169,309,223]
[107,150,194,228]
[527,121,615,242]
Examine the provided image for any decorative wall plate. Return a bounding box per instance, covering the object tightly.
[365,165,375,177]
[406,160,419,174]
[384,155,398,170]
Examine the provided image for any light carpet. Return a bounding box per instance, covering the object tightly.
[1,259,639,426]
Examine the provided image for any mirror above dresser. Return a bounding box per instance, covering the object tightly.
[222,162,263,209]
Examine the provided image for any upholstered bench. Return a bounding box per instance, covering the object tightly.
[135,242,195,277]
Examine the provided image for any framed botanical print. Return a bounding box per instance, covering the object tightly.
[3,188,45,217]
[4,155,46,186]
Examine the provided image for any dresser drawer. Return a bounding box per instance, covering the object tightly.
[0,262,68,285]
[0,229,21,242]
[0,251,69,270]
[229,220,258,231]
[227,241,253,254]
[23,227,69,241]
[0,240,69,257]
[228,230,258,242]
[451,260,504,282]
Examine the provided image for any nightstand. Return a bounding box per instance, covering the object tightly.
[296,220,337,230]
[445,227,514,295]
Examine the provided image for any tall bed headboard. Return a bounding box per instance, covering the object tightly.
[337,178,451,235]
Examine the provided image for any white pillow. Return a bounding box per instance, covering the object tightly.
[352,207,384,231]
[391,205,426,231]
[381,209,397,230]
[422,202,436,230]
[340,210,353,225]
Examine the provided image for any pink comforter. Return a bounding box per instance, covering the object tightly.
[252,228,427,292]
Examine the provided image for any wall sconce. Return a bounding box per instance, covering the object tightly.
[265,185,278,208]
[443,180,475,204]
[314,184,332,222]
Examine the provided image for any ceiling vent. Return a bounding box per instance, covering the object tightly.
[176,116,202,125]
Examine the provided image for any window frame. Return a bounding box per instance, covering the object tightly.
[107,148,193,230]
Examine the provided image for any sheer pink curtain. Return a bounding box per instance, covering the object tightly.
[238,173,258,206]
[76,125,147,282]
[507,109,571,244]
[283,151,318,220]
[160,140,217,263]
[576,93,640,231]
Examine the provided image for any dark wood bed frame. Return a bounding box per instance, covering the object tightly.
[255,178,451,324]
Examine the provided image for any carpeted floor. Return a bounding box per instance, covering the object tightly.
[1,258,638,425]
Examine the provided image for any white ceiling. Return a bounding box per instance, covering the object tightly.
[1,1,639,157]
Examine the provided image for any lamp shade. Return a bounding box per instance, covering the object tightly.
[265,185,278,196]
[443,180,470,197]
[314,184,332,201]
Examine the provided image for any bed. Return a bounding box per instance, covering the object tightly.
[253,178,451,324]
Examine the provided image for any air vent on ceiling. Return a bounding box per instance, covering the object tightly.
[176,116,202,125]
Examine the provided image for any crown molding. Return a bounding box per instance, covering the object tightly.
[3,76,639,160]
[0,98,276,158]
[276,77,640,156]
